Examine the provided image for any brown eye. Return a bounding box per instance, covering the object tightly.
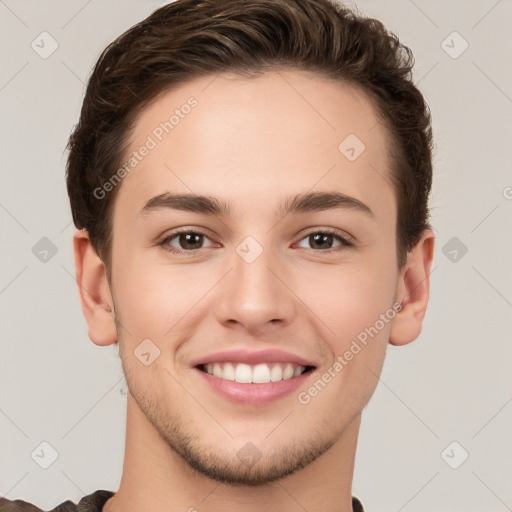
[176,232,204,250]
[309,233,334,250]
[160,230,215,253]
[296,230,353,251]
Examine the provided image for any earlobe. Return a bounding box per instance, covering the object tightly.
[72,229,117,347]
[389,229,435,347]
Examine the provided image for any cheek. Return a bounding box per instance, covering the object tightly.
[111,249,216,341]
[295,258,397,341]
[295,261,395,398]
[296,274,390,413]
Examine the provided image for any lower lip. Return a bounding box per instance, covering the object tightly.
[193,367,315,405]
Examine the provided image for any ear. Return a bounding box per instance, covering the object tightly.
[389,229,435,346]
[72,229,117,346]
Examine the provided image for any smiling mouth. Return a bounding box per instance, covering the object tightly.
[196,362,315,384]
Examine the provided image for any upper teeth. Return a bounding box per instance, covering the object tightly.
[203,362,306,383]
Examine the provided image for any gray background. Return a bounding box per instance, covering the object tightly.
[1,1,511,511]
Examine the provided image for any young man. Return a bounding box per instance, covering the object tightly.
[1,0,435,510]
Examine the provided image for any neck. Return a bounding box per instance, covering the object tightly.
[104,393,360,512]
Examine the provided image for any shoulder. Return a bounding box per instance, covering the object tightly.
[352,495,365,512]
[2,492,357,511]
[0,491,115,512]
[0,496,43,511]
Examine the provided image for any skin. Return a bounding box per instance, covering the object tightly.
[73,70,435,512]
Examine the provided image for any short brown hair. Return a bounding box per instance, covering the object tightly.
[66,0,434,273]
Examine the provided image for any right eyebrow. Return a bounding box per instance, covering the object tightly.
[139,192,231,217]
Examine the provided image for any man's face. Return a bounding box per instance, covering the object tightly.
[108,70,401,484]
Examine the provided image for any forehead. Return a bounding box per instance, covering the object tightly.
[113,70,395,224]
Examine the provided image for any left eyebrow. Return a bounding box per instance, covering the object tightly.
[279,191,375,218]
[138,191,375,219]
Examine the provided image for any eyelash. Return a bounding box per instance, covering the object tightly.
[158,227,354,255]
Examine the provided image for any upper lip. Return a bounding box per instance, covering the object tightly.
[190,348,317,368]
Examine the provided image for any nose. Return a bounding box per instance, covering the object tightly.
[213,241,296,335]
